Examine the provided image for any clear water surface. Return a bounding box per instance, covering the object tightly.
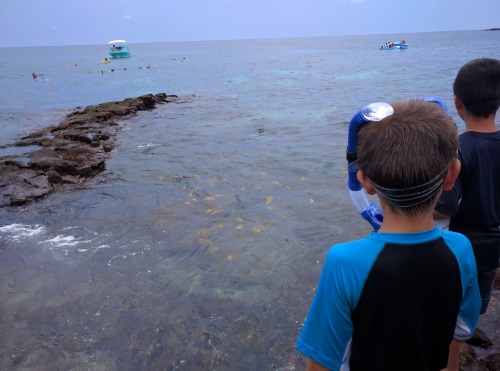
[0,30,499,370]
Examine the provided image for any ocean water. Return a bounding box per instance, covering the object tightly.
[0,30,499,370]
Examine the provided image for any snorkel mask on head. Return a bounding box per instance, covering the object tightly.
[346,97,450,230]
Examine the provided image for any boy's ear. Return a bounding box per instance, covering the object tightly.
[443,159,461,191]
[356,170,377,195]
[454,95,465,116]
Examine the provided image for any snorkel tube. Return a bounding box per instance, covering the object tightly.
[423,96,448,113]
[346,97,450,230]
[347,102,394,230]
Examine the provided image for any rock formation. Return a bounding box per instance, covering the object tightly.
[0,93,178,208]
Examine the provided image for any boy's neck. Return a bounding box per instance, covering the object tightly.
[378,208,436,233]
[463,113,498,133]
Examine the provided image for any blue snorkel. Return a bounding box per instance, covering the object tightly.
[423,96,448,114]
[347,97,450,230]
[347,102,394,230]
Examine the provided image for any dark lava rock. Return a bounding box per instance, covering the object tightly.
[480,352,500,371]
[467,328,495,349]
[494,270,500,290]
[460,343,489,371]
[0,93,178,208]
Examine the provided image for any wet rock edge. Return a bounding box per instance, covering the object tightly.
[0,93,178,208]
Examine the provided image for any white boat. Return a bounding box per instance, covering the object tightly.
[108,40,131,59]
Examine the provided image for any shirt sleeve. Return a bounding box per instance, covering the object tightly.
[454,248,481,340]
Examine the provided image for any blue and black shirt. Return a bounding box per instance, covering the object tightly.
[296,227,481,371]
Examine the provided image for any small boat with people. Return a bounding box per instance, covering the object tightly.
[380,40,408,50]
[108,40,131,59]
[394,40,408,49]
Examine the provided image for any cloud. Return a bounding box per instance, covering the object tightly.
[124,14,132,20]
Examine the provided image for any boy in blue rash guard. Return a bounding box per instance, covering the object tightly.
[297,99,481,371]
[435,58,500,318]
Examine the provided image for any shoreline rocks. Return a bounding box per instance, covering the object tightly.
[0,93,178,208]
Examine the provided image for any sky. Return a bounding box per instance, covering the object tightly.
[1,0,499,47]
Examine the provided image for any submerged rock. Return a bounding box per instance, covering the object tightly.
[0,93,178,208]
[480,352,500,370]
[467,328,495,349]
[459,344,487,371]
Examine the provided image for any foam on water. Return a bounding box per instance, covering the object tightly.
[0,223,45,241]
[0,222,111,255]
[133,142,162,153]
[41,234,87,247]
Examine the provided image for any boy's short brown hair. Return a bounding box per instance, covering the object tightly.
[357,99,458,217]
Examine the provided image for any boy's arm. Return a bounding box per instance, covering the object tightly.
[442,238,482,370]
[307,358,330,371]
[441,340,462,371]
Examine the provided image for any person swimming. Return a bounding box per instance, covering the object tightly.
[32,72,37,79]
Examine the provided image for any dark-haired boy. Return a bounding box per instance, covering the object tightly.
[435,58,500,318]
[297,100,481,371]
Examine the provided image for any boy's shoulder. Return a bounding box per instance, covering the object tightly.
[329,228,472,260]
[459,130,500,155]
[324,229,475,285]
[440,228,471,245]
[327,230,437,263]
[460,130,500,138]
[326,233,383,267]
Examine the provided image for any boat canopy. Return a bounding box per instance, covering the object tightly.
[108,40,127,44]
